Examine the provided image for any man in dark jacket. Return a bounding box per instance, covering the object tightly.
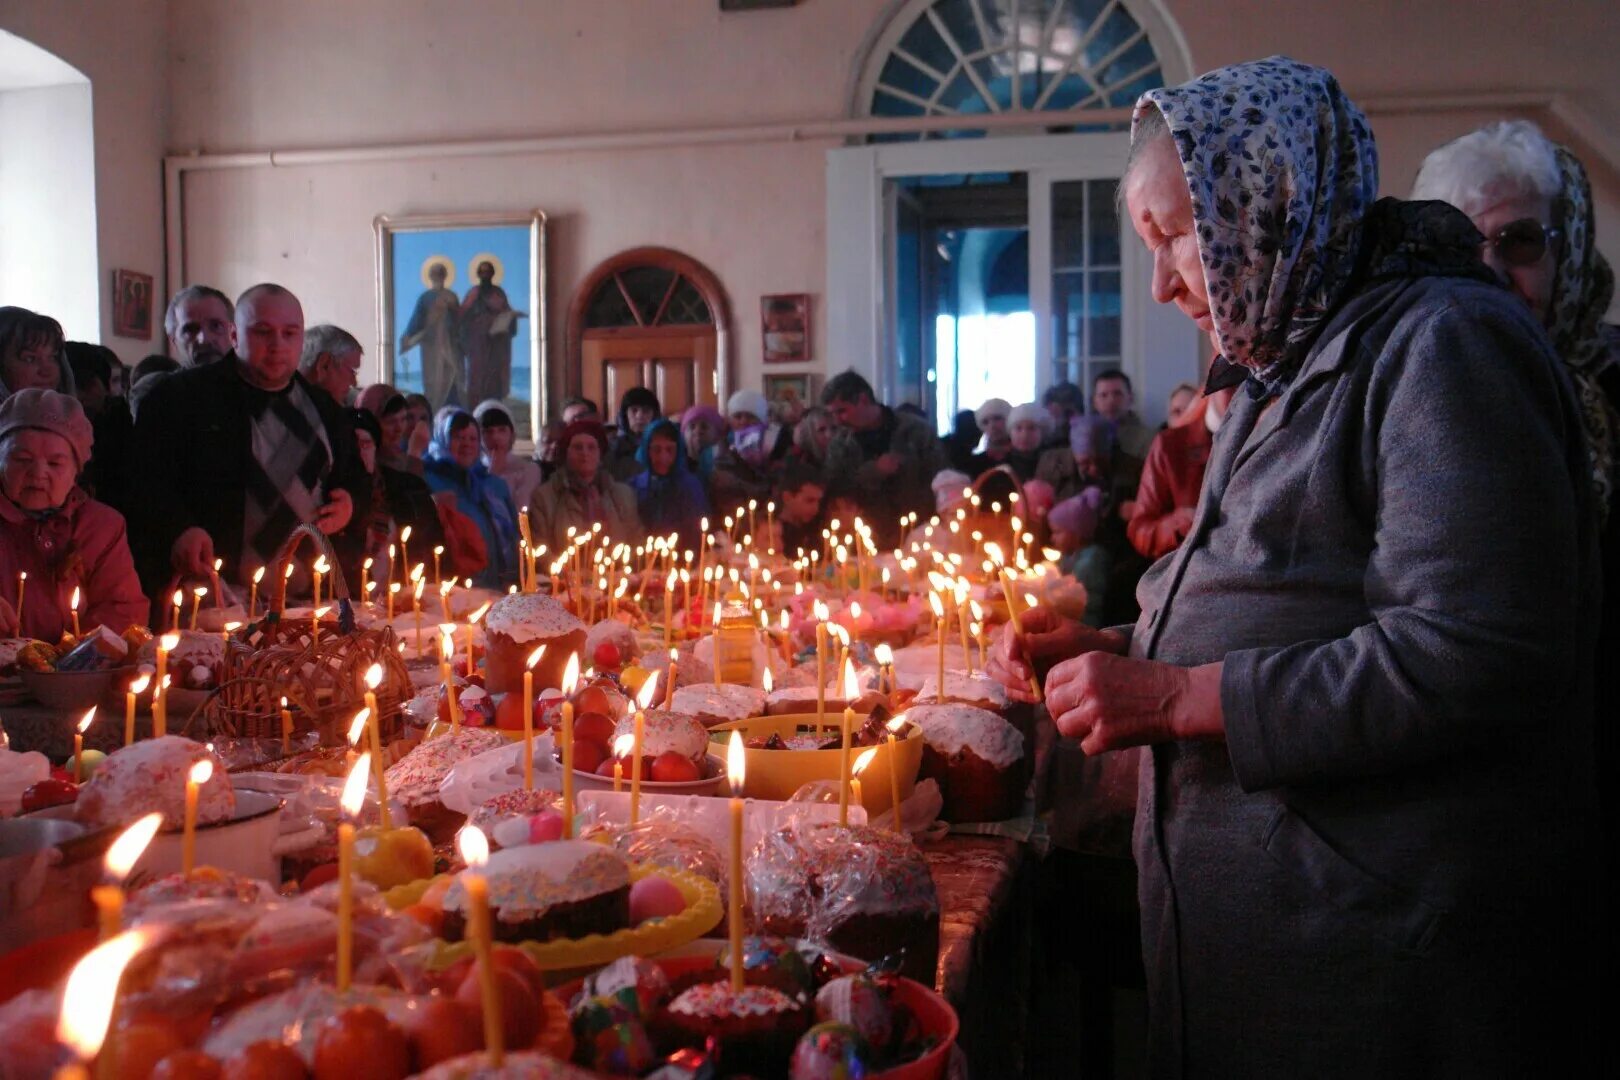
[130,283,369,601]
[819,370,946,547]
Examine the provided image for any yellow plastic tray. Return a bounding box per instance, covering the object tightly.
[385,863,722,972]
[706,713,924,815]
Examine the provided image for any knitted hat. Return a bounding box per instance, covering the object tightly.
[1020,478,1056,521]
[931,469,972,512]
[726,389,769,423]
[1007,402,1052,434]
[0,388,93,467]
[680,404,725,436]
[1048,488,1104,542]
[559,418,610,454]
[974,398,1012,426]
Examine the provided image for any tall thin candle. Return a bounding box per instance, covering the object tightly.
[631,678,656,825]
[153,633,177,738]
[522,645,545,790]
[336,753,369,992]
[69,587,81,638]
[560,653,579,838]
[456,826,504,1066]
[839,659,858,826]
[181,759,213,877]
[123,674,148,747]
[94,813,161,941]
[362,665,392,829]
[74,708,94,782]
[726,730,747,991]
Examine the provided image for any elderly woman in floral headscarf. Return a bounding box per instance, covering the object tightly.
[987,58,1598,1076]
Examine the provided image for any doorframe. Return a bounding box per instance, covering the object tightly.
[565,246,733,405]
[825,131,1198,424]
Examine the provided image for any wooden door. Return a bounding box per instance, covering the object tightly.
[567,248,731,418]
[581,326,718,418]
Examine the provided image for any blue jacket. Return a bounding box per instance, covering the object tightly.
[422,411,520,589]
[629,420,710,549]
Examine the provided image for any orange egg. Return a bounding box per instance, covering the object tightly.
[150,1049,224,1080]
[488,944,547,998]
[312,1005,410,1080]
[221,1041,307,1080]
[456,964,542,1049]
[403,997,482,1069]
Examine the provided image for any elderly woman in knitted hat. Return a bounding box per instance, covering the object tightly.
[0,389,146,640]
[0,307,77,402]
[988,58,1598,1075]
[423,406,520,589]
[1001,402,1050,481]
[679,404,726,483]
[967,397,1012,473]
[529,417,642,555]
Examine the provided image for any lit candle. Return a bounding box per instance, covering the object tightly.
[221,620,240,648]
[280,696,293,755]
[73,707,95,782]
[337,752,369,992]
[873,642,894,699]
[814,604,829,728]
[612,733,631,792]
[153,632,177,738]
[930,592,946,702]
[630,678,654,825]
[839,659,858,826]
[711,601,723,686]
[663,650,677,709]
[765,500,775,551]
[456,825,504,1066]
[433,544,445,589]
[439,625,461,733]
[726,729,746,991]
[181,758,213,877]
[466,602,491,678]
[663,572,675,647]
[69,587,81,638]
[412,574,426,654]
[397,525,412,593]
[387,581,399,621]
[93,812,161,941]
[56,927,155,1080]
[312,555,328,610]
[346,710,368,767]
[249,566,264,620]
[170,589,183,633]
[123,673,149,747]
[312,605,329,644]
[852,746,876,815]
[522,645,545,791]
[14,571,24,627]
[362,664,392,828]
[886,715,907,828]
[560,653,579,837]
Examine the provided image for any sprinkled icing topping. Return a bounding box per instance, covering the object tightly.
[470,788,561,831]
[915,671,1010,710]
[484,594,584,644]
[785,733,840,751]
[907,703,1023,768]
[444,840,630,919]
[384,729,508,807]
[612,709,707,760]
[672,684,766,725]
[667,982,799,1019]
[412,1050,594,1079]
[76,736,234,830]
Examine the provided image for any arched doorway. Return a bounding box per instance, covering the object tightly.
[566,248,731,420]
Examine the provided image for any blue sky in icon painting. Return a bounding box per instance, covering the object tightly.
[391,224,532,407]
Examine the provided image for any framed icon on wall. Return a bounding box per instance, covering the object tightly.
[112,269,154,339]
[761,292,810,364]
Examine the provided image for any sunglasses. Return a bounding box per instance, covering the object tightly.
[1484,218,1562,268]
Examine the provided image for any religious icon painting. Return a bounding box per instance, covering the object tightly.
[761,293,811,364]
[763,373,815,413]
[373,210,547,444]
[112,269,155,339]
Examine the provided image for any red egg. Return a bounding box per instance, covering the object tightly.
[150,1050,224,1080]
[455,964,543,1049]
[403,997,481,1068]
[220,1041,307,1080]
[595,757,620,778]
[573,710,616,747]
[570,738,608,775]
[593,640,623,670]
[493,692,531,731]
[312,1005,410,1080]
[649,751,700,784]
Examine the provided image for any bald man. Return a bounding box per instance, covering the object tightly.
[130,284,368,600]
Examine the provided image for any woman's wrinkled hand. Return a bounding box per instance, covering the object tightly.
[1045,653,1225,754]
[982,606,1125,703]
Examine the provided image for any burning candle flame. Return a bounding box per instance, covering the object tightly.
[57,928,157,1061]
[636,676,658,710]
[347,709,369,746]
[105,812,163,880]
[613,732,635,758]
[171,589,183,607]
[726,729,746,795]
[929,592,945,618]
[526,644,547,670]
[887,713,909,733]
[841,658,860,699]
[340,752,371,817]
[853,747,878,776]
[314,556,330,574]
[468,602,492,625]
[874,642,893,664]
[399,525,413,544]
[457,823,489,868]
[70,586,80,611]
[130,673,151,695]
[77,706,96,734]
[762,667,774,693]
[160,630,179,650]
[712,601,723,627]
[364,663,383,690]
[561,653,581,695]
[189,759,214,785]
[410,563,424,582]
[983,541,1005,567]
[440,627,455,660]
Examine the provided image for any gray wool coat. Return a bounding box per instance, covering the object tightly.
[1128,273,1602,1078]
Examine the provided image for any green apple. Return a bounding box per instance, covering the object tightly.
[76,748,108,778]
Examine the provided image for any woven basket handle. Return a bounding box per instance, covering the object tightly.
[267,523,351,617]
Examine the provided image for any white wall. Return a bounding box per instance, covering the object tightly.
[0,82,98,340]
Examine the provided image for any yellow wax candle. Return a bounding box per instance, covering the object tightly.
[440,626,461,734]
[433,544,444,589]
[248,566,264,621]
[561,653,579,838]
[998,568,1044,702]
[170,589,182,633]
[466,602,490,678]
[181,759,212,877]
[14,571,24,626]
[123,674,148,747]
[95,812,160,941]
[153,633,176,739]
[397,526,412,592]
[280,697,293,755]
[612,754,624,793]
[886,717,907,828]
[929,593,947,702]
[631,680,655,825]
[363,667,392,830]
[73,707,94,782]
[69,587,81,638]
[387,581,398,621]
[726,730,746,991]
[663,651,677,709]
[186,586,203,631]
[711,601,723,686]
[337,752,369,993]
[663,573,675,647]
[456,826,504,1066]
[522,645,544,791]
[815,616,828,728]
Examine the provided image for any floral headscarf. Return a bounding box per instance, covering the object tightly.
[1136,57,1379,393]
[1546,146,1618,517]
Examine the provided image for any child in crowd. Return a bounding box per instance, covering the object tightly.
[773,461,825,559]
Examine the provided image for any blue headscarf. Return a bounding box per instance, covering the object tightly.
[633,418,708,546]
[1136,57,1379,393]
[424,405,520,580]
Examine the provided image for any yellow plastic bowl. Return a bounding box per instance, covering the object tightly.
[706,713,924,816]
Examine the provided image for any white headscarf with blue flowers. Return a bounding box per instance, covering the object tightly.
[1135,57,1379,389]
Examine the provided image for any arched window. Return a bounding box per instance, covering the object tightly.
[852,0,1172,140]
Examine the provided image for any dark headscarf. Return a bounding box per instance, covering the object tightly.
[617,386,661,431]
[1136,57,1378,393]
[559,418,610,459]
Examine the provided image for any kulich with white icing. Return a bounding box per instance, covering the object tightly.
[672,683,766,727]
[483,593,584,645]
[383,728,508,808]
[613,709,708,760]
[75,736,234,831]
[443,839,630,921]
[907,702,1024,768]
[915,671,1011,710]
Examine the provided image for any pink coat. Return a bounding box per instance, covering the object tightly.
[0,487,148,642]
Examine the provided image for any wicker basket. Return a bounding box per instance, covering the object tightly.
[183,525,413,746]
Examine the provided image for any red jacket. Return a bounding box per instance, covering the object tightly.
[1127,418,1214,560]
[0,487,149,641]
